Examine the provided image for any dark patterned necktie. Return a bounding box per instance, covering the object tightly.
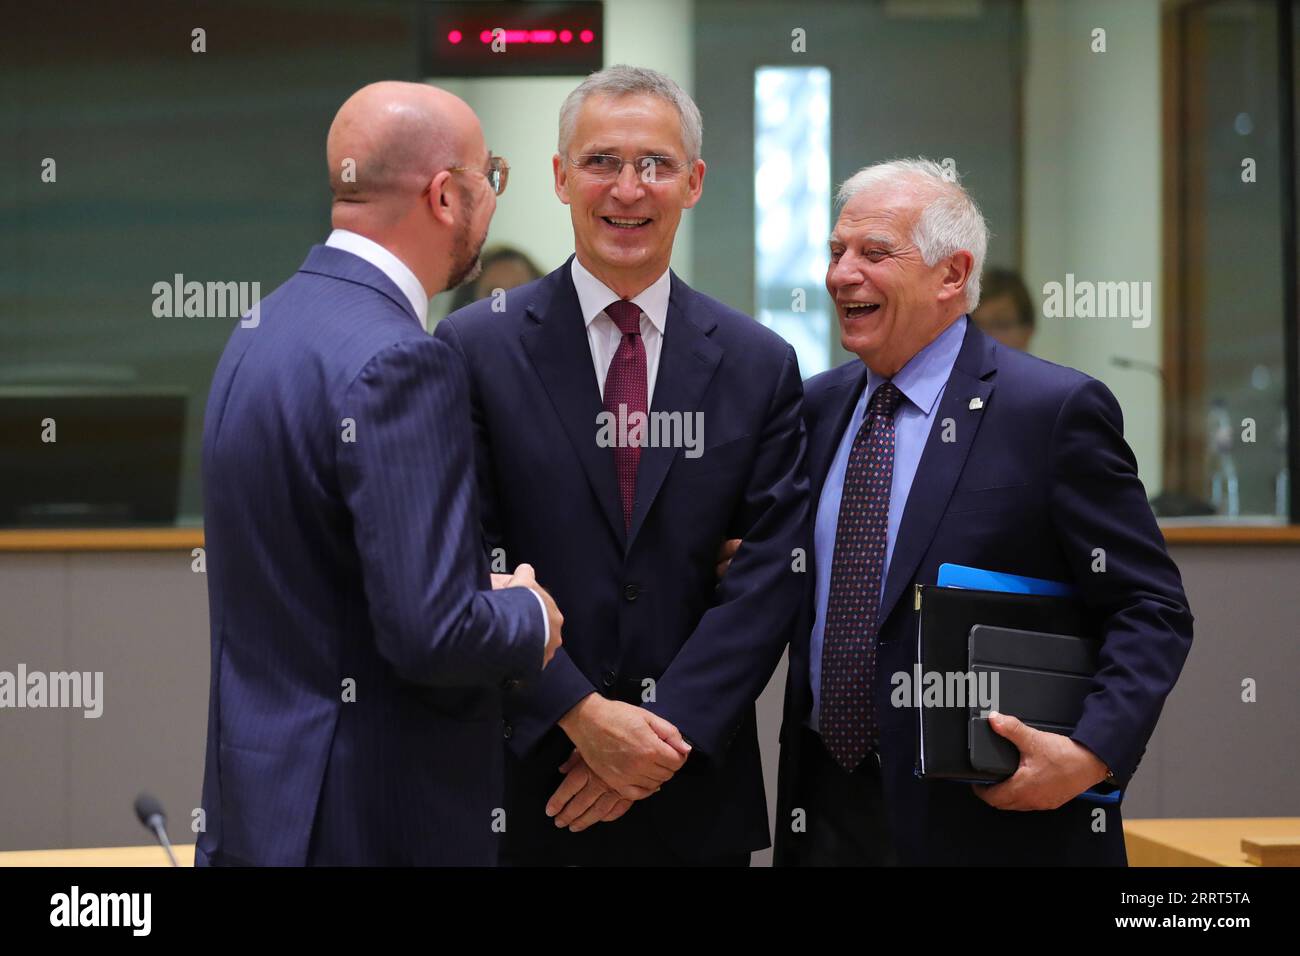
[602,300,647,532]
[820,380,905,771]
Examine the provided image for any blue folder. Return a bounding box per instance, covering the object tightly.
[937,562,1077,597]
[935,563,1120,805]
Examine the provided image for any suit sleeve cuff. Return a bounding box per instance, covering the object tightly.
[1069,727,1129,789]
[527,588,549,666]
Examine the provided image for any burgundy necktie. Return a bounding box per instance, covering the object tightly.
[602,299,647,532]
[819,381,904,771]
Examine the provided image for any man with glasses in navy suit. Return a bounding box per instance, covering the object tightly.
[437,65,810,866]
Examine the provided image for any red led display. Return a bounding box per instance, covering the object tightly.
[419,2,604,78]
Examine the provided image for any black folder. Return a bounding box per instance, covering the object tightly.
[968,625,1100,776]
[912,584,1096,783]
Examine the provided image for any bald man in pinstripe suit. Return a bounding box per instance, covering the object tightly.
[197,82,561,866]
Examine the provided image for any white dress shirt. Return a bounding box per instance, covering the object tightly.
[570,256,670,404]
[324,229,551,656]
[325,228,431,330]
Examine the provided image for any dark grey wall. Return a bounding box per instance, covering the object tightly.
[692,0,1024,367]
[0,544,1294,862]
[0,2,419,525]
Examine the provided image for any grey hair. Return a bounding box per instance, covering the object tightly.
[836,157,989,311]
[558,64,703,162]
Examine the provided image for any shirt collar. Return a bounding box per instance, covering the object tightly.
[570,255,670,335]
[867,314,968,415]
[325,228,430,330]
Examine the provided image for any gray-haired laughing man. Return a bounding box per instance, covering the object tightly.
[774,158,1192,866]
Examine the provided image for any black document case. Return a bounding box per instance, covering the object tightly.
[912,584,1096,784]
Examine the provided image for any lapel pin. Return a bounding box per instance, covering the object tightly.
[969,397,984,411]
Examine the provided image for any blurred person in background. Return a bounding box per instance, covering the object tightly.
[448,245,543,313]
[971,267,1036,352]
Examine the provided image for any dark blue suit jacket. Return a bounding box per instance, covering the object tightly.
[197,245,545,867]
[775,321,1193,865]
[435,258,810,863]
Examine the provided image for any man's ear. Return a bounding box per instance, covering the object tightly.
[937,250,975,304]
[427,170,457,227]
[553,153,570,205]
[682,158,706,210]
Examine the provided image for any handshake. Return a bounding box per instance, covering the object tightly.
[489,540,743,834]
[491,563,565,667]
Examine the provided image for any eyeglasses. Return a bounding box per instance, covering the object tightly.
[448,153,510,196]
[567,153,689,184]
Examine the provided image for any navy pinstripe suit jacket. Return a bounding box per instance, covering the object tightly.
[196,245,544,866]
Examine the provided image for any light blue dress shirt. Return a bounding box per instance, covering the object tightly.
[808,315,968,733]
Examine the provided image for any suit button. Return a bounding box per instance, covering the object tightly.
[602,671,616,688]
[502,723,513,740]
[623,584,640,602]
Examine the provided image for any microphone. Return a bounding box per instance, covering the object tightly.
[134,793,179,867]
[1110,355,1167,391]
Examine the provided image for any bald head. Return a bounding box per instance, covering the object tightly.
[327,81,483,226]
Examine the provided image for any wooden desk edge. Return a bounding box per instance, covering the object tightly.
[0,526,1297,553]
[1160,525,1300,546]
[1124,817,1300,867]
[0,528,204,552]
[0,845,197,867]
[1124,829,1237,867]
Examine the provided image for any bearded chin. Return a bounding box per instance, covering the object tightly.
[448,220,486,291]
[452,255,482,291]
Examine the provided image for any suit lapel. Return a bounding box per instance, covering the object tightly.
[520,259,626,544]
[626,273,722,551]
[809,362,870,508]
[877,322,998,625]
